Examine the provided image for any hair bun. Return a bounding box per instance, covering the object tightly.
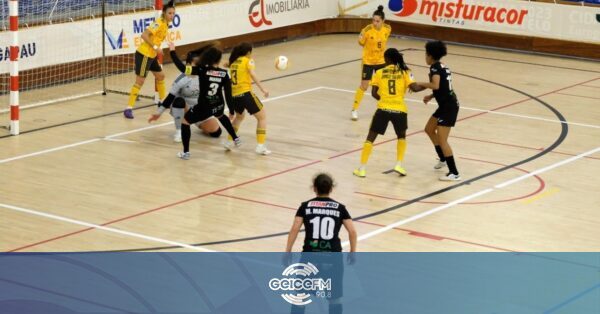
[377,5,384,11]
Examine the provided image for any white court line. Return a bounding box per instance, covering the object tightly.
[0,202,214,252]
[343,146,600,246]
[0,87,323,165]
[321,86,600,129]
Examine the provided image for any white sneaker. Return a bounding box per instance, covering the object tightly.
[439,173,461,181]
[351,110,358,121]
[434,160,446,170]
[255,144,271,155]
[224,138,242,151]
[234,137,242,148]
[173,131,182,143]
[177,151,190,160]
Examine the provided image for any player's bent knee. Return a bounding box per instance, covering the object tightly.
[209,128,222,138]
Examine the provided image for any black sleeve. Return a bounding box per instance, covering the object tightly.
[340,205,351,220]
[161,93,176,109]
[170,50,199,75]
[429,63,440,77]
[295,203,306,218]
[223,73,234,113]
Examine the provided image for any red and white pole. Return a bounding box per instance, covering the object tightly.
[154,0,163,104]
[9,0,19,135]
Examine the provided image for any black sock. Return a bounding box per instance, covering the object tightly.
[181,124,191,153]
[217,115,238,140]
[329,303,342,314]
[290,305,305,314]
[445,155,459,175]
[435,145,446,162]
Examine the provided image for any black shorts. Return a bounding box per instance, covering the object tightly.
[233,92,263,115]
[369,109,408,136]
[184,103,225,124]
[362,63,386,81]
[134,51,162,78]
[432,105,459,127]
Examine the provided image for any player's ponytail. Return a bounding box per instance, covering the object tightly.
[373,5,385,20]
[384,48,409,72]
[163,0,175,12]
[313,173,335,195]
[228,42,253,66]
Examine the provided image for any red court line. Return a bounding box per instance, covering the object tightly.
[555,92,600,101]
[8,77,597,252]
[356,157,545,205]
[452,135,600,161]
[213,193,516,252]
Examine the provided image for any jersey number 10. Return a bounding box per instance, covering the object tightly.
[309,216,335,240]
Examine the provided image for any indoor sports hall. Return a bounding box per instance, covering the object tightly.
[1,0,599,254]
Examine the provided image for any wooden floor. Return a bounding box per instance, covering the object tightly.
[1,34,599,253]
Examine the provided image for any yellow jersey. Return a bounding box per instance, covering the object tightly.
[370,65,414,113]
[230,56,255,96]
[137,17,169,58]
[359,24,391,65]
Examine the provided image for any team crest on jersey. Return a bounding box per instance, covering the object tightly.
[307,201,339,209]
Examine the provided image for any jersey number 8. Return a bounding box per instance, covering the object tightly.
[309,216,335,240]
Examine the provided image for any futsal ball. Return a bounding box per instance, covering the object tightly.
[275,56,289,71]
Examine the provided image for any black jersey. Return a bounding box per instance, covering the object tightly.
[429,61,459,107]
[170,51,234,113]
[296,197,351,252]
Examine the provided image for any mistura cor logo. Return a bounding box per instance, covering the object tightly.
[249,0,311,28]
[269,262,331,305]
[389,0,528,25]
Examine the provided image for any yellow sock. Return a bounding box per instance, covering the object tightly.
[156,79,166,100]
[227,126,239,141]
[352,88,365,111]
[256,128,266,144]
[397,139,407,162]
[360,141,373,165]
[127,84,141,108]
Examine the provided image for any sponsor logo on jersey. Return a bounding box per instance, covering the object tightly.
[307,201,339,209]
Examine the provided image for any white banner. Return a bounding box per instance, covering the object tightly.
[342,0,600,44]
[0,0,338,73]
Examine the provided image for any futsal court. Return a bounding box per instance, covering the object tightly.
[1,34,599,253]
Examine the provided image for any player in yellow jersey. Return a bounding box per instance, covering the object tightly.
[353,48,426,178]
[225,42,271,155]
[351,5,391,121]
[123,1,175,119]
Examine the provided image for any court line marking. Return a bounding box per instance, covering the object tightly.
[0,87,323,165]
[322,87,600,129]
[342,146,600,246]
[0,202,214,252]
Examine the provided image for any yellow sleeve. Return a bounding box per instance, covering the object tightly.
[383,24,392,40]
[247,58,256,71]
[359,25,371,45]
[370,69,382,87]
[147,21,160,35]
[406,70,415,85]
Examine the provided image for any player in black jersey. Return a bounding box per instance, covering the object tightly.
[286,173,357,253]
[416,41,461,181]
[165,42,241,160]
[285,173,356,314]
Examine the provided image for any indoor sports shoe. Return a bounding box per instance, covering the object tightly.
[439,173,461,181]
[351,110,358,121]
[123,108,134,119]
[353,168,366,178]
[434,160,446,170]
[176,151,190,160]
[393,164,407,176]
[255,144,272,155]
[234,137,242,148]
[223,140,234,151]
[173,132,182,143]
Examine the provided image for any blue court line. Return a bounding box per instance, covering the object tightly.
[543,282,600,313]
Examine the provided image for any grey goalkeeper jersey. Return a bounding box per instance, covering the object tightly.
[170,73,200,107]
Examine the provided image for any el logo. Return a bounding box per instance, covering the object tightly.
[249,0,272,28]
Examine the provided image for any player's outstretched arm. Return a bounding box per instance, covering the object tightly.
[168,42,199,75]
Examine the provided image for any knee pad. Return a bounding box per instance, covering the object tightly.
[173,97,186,109]
[209,127,222,138]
